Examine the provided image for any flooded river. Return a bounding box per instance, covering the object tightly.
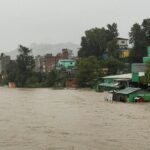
[0,87,150,150]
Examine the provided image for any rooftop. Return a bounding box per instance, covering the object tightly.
[102,73,144,79]
[117,37,128,40]
[116,87,141,95]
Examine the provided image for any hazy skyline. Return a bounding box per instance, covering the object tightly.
[0,0,150,52]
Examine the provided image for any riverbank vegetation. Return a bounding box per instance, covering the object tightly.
[1,19,150,88]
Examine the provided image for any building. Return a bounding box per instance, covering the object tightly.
[56,59,76,70]
[115,46,150,102]
[44,54,57,72]
[102,37,130,59]
[117,38,130,58]
[97,73,144,91]
[35,54,57,73]
[56,49,73,60]
[34,49,74,73]
[117,38,128,49]
[0,54,11,74]
[34,55,43,72]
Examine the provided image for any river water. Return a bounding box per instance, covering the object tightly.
[0,87,150,150]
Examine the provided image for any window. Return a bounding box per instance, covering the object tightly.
[121,40,125,44]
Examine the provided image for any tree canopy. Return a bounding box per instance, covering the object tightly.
[16,45,35,87]
[76,56,102,87]
[129,19,150,63]
[78,23,118,58]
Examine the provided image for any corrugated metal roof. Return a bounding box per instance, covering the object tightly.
[99,83,120,88]
[116,87,141,95]
[102,73,144,79]
[102,73,132,79]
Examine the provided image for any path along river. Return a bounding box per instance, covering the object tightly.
[0,87,150,150]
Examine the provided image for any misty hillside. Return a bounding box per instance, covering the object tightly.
[6,42,80,59]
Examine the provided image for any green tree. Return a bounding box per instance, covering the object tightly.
[5,60,18,82]
[129,19,150,63]
[100,58,126,75]
[78,23,118,58]
[16,45,35,87]
[76,56,102,87]
[46,70,59,87]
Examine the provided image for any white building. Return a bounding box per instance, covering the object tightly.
[117,38,128,49]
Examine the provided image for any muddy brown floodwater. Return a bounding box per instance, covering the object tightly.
[0,87,150,150]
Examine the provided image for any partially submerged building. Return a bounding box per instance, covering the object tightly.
[98,73,144,91]
[114,46,150,102]
[115,87,150,102]
[98,46,150,102]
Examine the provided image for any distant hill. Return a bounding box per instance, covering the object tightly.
[6,42,80,59]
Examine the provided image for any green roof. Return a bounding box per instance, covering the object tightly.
[116,87,141,95]
[99,83,120,88]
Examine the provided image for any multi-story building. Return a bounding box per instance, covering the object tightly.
[34,49,74,72]
[35,54,57,73]
[117,38,130,58]
[34,55,42,72]
[44,54,57,72]
[117,38,128,49]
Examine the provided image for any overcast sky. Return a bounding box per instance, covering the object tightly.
[0,0,150,52]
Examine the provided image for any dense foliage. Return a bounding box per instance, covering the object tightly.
[76,56,101,87]
[4,19,150,88]
[78,23,118,58]
[16,45,35,87]
[129,19,150,63]
[75,56,126,87]
[3,45,69,87]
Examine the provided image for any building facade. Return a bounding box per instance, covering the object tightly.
[56,59,76,70]
[117,38,130,58]
[34,49,74,72]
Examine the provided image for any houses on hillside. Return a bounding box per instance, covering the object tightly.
[34,49,76,73]
[0,48,76,75]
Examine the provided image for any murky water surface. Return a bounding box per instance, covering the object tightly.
[0,87,150,150]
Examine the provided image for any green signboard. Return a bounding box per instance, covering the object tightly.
[143,57,150,64]
[148,46,150,56]
[132,73,139,82]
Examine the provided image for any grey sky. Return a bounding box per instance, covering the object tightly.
[0,0,150,52]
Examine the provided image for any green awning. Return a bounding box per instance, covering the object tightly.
[99,83,120,88]
[116,87,141,95]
